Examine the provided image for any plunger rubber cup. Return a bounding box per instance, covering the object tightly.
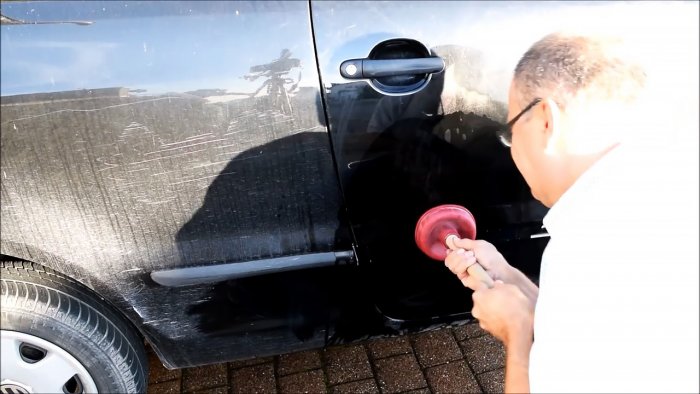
[415,205,476,260]
[415,204,494,289]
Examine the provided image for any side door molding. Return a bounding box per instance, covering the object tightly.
[151,250,355,287]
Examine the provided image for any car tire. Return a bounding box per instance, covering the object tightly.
[1,260,148,393]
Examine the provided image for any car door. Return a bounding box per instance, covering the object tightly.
[1,0,353,367]
[310,0,698,325]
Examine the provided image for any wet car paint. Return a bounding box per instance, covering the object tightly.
[311,1,552,323]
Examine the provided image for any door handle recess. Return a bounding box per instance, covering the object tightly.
[340,57,444,79]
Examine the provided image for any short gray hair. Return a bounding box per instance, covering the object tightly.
[513,33,646,110]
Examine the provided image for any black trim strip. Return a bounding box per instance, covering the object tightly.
[151,251,354,287]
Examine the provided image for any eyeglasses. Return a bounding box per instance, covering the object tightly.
[500,98,542,147]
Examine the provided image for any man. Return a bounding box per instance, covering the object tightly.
[445,32,699,393]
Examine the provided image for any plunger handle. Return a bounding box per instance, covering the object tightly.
[445,235,495,289]
[415,204,495,289]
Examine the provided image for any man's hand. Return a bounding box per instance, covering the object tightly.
[472,281,534,346]
[472,281,534,393]
[444,238,514,290]
[444,238,539,306]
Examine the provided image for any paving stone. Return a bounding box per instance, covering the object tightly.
[461,335,505,374]
[425,360,482,393]
[191,387,228,394]
[182,364,228,392]
[229,356,275,369]
[412,330,463,368]
[230,363,276,394]
[324,344,373,385]
[452,322,487,341]
[148,352,181,384]
[147,379,181,394]
[278,350,322,376]
[332,379,379,394]
[148,326,510,394]
[367,336,412,360]
[374,354,427,393]
[477,368,505,393]
[279,369,327,394]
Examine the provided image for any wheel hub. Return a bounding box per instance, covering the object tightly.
[1,381,31,394]
[0,330,98,394]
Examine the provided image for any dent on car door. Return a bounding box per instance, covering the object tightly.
[0,1,355,367]
[310,0,692,325]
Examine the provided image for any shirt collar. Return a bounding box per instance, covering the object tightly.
[542,145,623,236]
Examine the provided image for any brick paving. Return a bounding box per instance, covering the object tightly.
[147,322,505,393]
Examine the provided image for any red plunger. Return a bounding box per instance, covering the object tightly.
[415,204,494,288]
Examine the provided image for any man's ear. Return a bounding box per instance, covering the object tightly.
[542,98,564,154]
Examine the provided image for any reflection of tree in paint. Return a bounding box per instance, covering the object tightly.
[242,49,302,115]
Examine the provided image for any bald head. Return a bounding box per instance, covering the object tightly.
[512,33,646,110]
[506,32,651,207]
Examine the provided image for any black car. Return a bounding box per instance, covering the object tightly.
[1,1,695,393]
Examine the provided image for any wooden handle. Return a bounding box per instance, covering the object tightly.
[466,261,495,289]
[445,235,494,289]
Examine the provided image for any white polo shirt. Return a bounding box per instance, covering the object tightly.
[529,141,699,393]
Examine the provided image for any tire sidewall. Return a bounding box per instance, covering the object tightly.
[2,308,128,393]
[1,263,147,393]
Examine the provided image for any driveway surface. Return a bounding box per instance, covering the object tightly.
[147,322,505,393]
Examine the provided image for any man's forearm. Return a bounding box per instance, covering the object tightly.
[501,274,535,393]
[507,267,539,306]
[505,334,532,393]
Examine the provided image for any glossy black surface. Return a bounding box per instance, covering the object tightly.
[312,1,551,323]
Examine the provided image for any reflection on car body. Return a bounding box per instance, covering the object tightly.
[242,48,302,115]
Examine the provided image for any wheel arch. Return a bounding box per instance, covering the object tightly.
[1,258,150,393]
[0,241,150,349]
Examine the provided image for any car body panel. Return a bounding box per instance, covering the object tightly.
[1,0,357,368]
[311,1,555,323]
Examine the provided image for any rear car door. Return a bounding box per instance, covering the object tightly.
[1,1,351,367]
